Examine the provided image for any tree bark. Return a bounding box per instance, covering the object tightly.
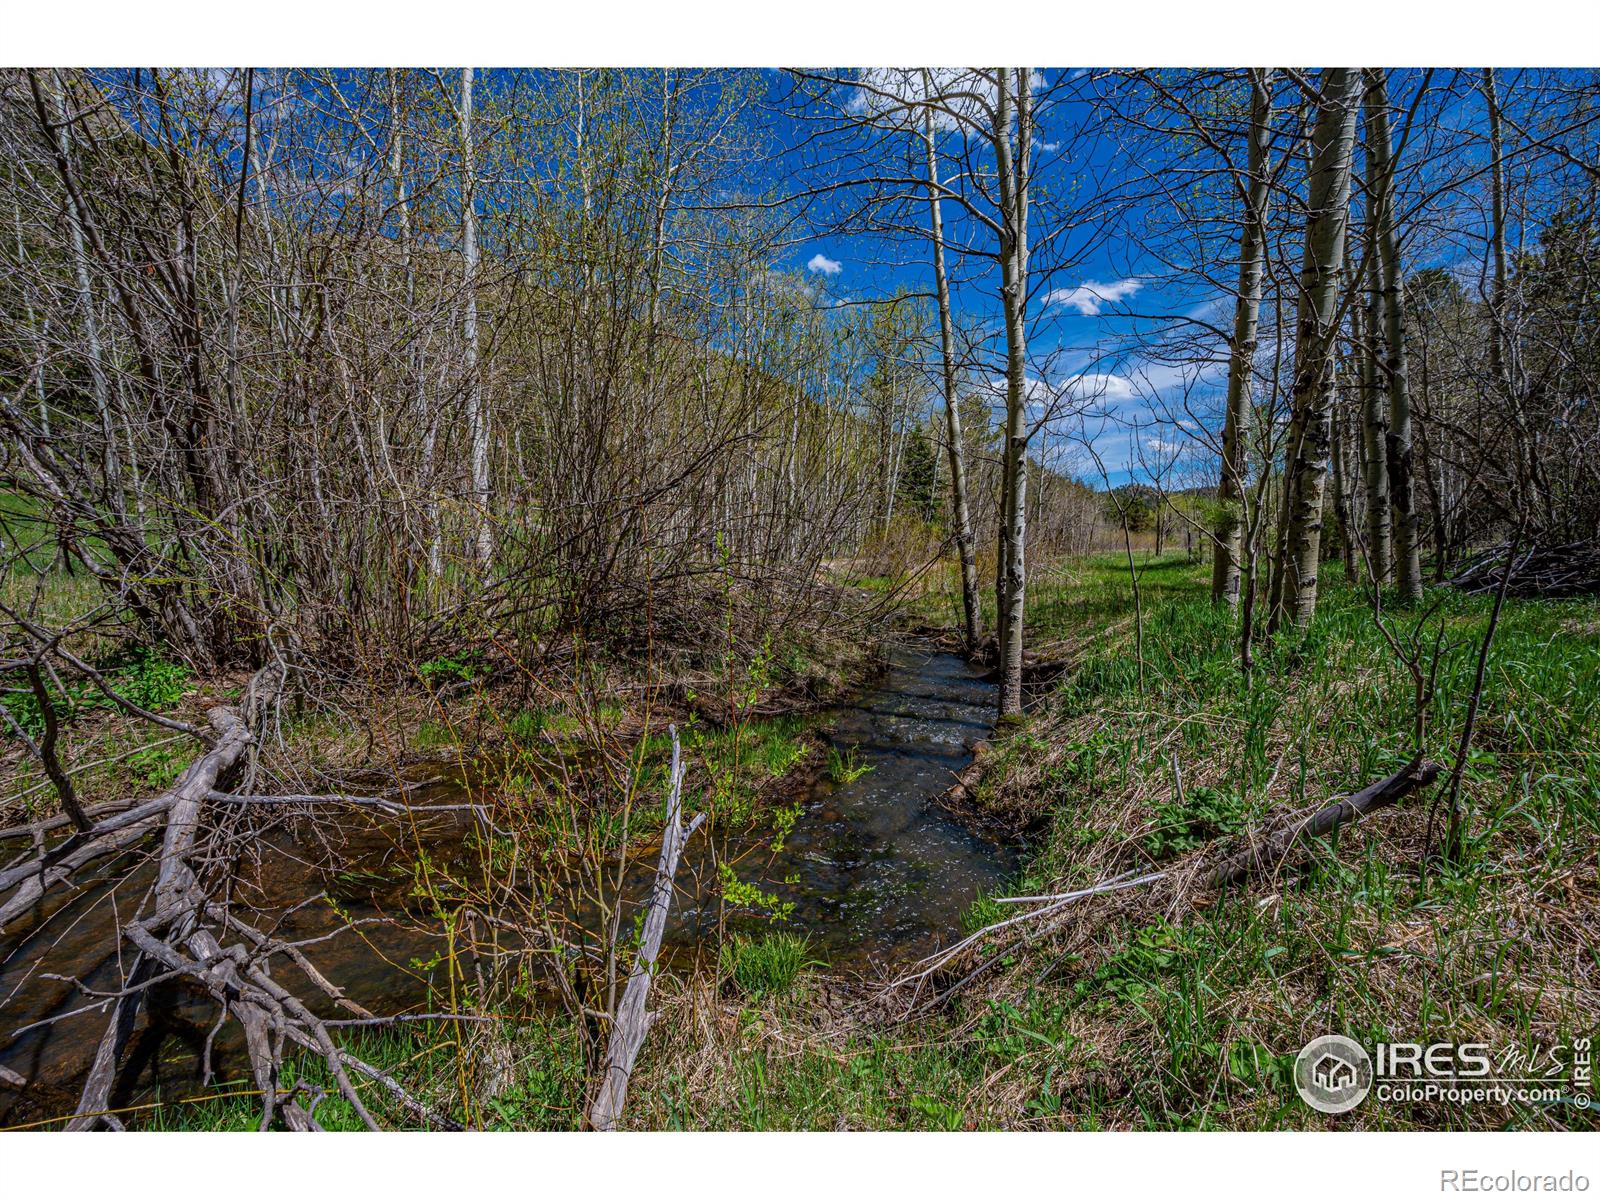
[1360,235,1392,583]
[993,68,1031,717]
[1204,758,1442,889]
[1270,69,1362,632]
[461,67,491,569]
[45,72,123,518]
[920,87,983,651]
[1482,69,1512,401]
[1364,70,1423,602]
[1213,71,1274,608]
[1331,393,1357,581]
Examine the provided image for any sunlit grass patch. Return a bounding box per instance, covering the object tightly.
[720,931,816,997]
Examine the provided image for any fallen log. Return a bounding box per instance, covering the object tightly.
[1199,757,1442,890]
[889,759,1444,1012]
[0,792,172,845]
[0,799,174,929]
[587,727,704,1132]
[2,663,449,1131]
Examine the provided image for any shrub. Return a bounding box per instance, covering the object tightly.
[719,932,814,997]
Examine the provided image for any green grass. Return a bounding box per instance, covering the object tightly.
[720,932,816,997]
[75,550,1600,1131]
[826,744,872,784]
[623,552,1599,1130]
[684,714,812,829]
[414,718,458,749]
[927,553,1595,1129]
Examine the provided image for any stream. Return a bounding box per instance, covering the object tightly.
[0,644,1014,1125]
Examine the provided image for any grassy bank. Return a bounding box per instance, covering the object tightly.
[19,553,1599,1131]
[622,553,1599,1130]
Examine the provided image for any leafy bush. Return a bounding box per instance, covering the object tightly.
[120,650,189,711]
[1144,785,1247,858]
[716,863,795,922]
[418,652,482,685]
[129,741,187,789]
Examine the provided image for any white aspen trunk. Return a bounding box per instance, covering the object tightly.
[1482,69,1512,400]
[1364,70,1422,602]
[388,70,441,586]
[1270,68,1361,631]
[13,199,49,437]
[47,73,122,515]
[1360,232,1392,582]
[921,81,983,649]
[1478,66,1548,533]
[1331,395,1356,579]
[994,67,1031,717]
[1213,71,1272,608]
[461,67,491,569]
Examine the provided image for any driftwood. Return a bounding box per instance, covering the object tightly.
[587,727,704,1132]
[1,664,454,1131]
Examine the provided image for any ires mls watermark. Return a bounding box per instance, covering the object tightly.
[1293,1034,1593,1114]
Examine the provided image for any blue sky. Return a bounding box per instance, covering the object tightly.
[91,66,1577,490]
[744,67,1572,488]
[740,68,1249,488]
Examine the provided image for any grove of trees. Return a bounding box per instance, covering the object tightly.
[2,64,1597,1132]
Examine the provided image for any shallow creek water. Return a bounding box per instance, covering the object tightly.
[673,644,1016,962]
[0,644,1014,1125]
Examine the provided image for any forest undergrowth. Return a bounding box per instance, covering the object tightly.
[68,551,1597,1132]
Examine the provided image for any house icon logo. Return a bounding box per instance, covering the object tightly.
[1313,1053,1355,1091]
[1295,1035,1373,1114]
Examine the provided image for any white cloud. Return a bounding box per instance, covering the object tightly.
[806,252,843,277]
[987,371,1139,418]
[1063,372,1138,402]
[1033,139,1060,152]
[847,68,1043,133]
[1046,278,1144,316]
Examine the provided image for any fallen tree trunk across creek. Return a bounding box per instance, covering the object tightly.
[0,664,464,1130]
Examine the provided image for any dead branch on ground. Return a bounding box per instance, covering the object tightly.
[887,758,1443,1013]
[0,663,457,1130]
[587,726,704,1131]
